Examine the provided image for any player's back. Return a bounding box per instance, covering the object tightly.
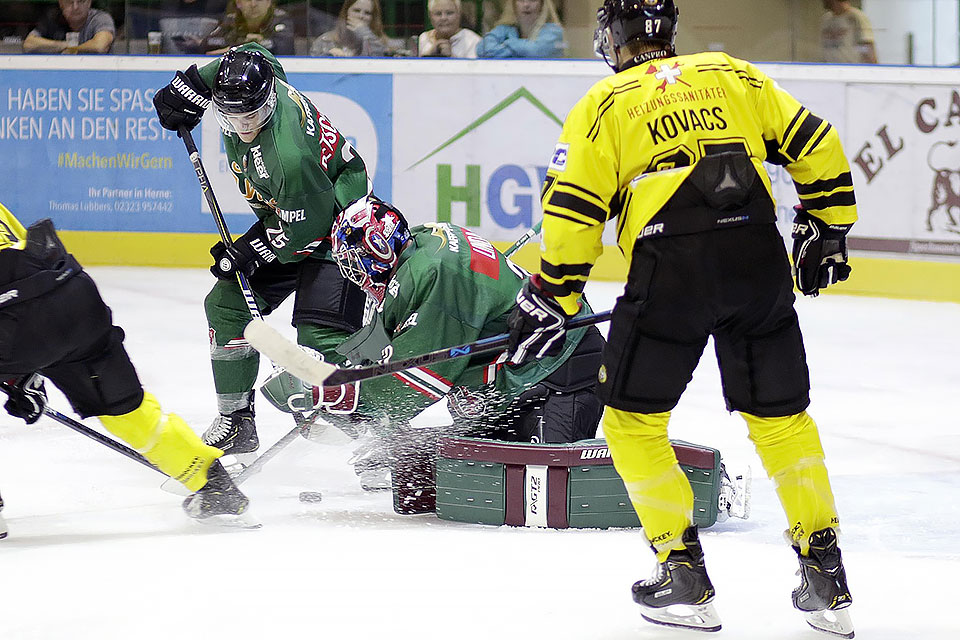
[561,50,791,256]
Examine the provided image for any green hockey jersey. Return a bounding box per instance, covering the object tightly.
[199,43,370,262]
[356,223,593,424]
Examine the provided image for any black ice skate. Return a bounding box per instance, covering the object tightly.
[793,527,854,638]
[203,403,259,474]
[632,526,721,632]
[182,461,258,528]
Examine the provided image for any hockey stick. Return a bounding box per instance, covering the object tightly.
[0,383,161,476]
[245,309,612,389]
[504,220,542,258]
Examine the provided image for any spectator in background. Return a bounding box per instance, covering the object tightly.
[23,0,115,54]
[418,0,480,58]
[180,0,294,55]
[310,0,409,57]
[477,0,563,59]
[821,0,877,64]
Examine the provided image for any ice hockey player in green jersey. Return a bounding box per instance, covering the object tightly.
[265,196,607,434]
[153,43,371,466]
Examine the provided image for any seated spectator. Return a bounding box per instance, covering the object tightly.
[821,0,877,64]
[418,0,480,58]
[310,0,409,57]
[477,0,563,59]
[180,0,294,56]
[23,0,115,54]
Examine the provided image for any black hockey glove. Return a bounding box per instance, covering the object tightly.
[791,206,853,297]
[153,64,212,134]
[3,373,47,425]
[210,221,278,280]
[506,275,571,366]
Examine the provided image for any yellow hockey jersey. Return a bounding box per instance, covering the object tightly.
[0,202,27,252]
[539,51,857,314]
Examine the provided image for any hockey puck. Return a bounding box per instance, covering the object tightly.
[298,491,323,503]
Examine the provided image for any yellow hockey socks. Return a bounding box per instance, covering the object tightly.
[603,407,693,560]
[742,411,840,553]
[98,392,222,492]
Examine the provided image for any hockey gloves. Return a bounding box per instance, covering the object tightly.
[260,368,359,415]
[791,206,853,297]
[153,64,212,134]
[3,373,47,425]
[506,275,570,366]
[210,221,278,280]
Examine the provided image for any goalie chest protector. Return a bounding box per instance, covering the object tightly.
[435,437,722,529]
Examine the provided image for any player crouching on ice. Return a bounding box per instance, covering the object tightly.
[0,202,248,532]
[259,197,748,521]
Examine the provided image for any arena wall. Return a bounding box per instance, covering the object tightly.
[3,56,959,302]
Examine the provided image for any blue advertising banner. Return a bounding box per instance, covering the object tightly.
[0,68,392,233]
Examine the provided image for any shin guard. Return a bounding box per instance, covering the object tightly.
[603,407,694,559]
[743,411,839,553]
[99,392,223,492]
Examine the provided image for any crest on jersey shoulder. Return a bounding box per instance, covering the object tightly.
[549,143,570,172]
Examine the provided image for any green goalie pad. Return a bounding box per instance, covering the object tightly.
[435,437,722,529]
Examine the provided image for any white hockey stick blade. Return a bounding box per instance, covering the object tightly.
[638,601,722,633]
[803,607,855,638]
[244,319,337,387]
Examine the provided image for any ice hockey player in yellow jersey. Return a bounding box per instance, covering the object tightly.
[0,201,250,531]
[505,1,855,636]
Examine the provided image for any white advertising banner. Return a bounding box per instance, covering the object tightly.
[392,73,603,243]
[844,82,960,257]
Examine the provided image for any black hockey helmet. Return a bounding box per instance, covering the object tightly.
[595,0,679,71]
[212,48,277,135]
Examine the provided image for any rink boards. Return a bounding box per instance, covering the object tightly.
[1,56,959,301]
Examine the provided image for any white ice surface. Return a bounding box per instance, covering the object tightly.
[1,267,957,639]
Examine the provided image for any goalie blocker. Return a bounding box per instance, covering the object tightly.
[424,437,743,529]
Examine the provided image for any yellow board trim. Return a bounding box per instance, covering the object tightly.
[498,241,960,304]
[59,231,226,268]
[59,231,960,303]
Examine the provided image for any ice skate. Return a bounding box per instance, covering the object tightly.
[716,463,751,522]
[793,527,854,638]
[632,526,721,632]
[203,403,259,475]
[348,434,392,491]
[182,461,259,528]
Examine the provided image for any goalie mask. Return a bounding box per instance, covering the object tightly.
[331,198,411,304]
[212,48,277,136]
[595,0,679,72]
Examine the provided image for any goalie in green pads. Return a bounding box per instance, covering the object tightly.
[261,198,748,522]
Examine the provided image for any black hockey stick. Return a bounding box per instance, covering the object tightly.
[180,127,262,321]
[245,309,612,389]
[0,383,161,476]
